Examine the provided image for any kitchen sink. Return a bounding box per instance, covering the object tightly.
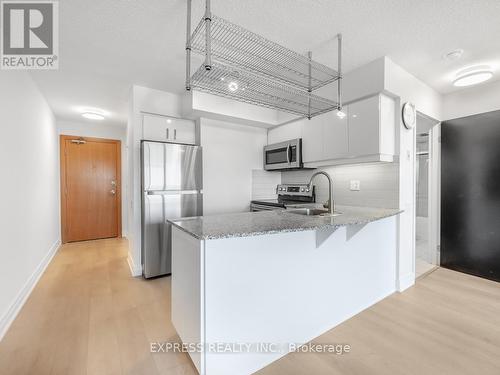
[287,208,342,217]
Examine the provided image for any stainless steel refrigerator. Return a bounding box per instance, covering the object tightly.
[141,141,203,278]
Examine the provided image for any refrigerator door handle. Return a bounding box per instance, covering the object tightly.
[146,190,202,196]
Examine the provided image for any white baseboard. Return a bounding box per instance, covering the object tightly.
[397,272,415,292]
[0,239,61,341]
[127,251,142,277]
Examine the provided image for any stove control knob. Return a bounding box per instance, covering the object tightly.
[300,188,305,192]
[306,188,310,192]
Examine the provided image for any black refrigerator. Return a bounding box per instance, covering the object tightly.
[441,109,500,282]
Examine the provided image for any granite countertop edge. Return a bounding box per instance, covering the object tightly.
[168,206,403,241]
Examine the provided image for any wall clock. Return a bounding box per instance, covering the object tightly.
[402,102,416,130]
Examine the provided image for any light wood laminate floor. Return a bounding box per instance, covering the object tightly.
[1,238,499,375]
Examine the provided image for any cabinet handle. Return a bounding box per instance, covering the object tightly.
[174,129,177,140]
[166,128,169,139]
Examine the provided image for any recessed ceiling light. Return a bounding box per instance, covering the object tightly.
[228,81,239,92]
[453,66,493,87]
[82,112,105,120]
[444,49,464,61]
[167,119,172,124]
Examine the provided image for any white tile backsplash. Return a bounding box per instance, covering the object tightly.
[281,163,399,208]
[251,170,281,200]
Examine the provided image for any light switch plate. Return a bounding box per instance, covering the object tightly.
[350,180,361,191]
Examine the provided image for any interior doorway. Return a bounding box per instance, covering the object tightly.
[60,135,122,243]
[415,113,440,278]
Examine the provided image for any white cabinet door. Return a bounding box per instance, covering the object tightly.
[323,109,349,160]
[301,116,324,163]
[143,113,170,142]
[348,95,380,157]
[267,121,302,144]
[142,114,196,145]
[170,118,196,145]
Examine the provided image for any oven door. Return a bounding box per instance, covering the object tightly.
[250,203,283,212]
[264,139,301,170]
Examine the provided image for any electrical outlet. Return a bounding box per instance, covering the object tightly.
[350,180,361,191]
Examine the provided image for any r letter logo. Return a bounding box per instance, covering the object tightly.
[1,1,59,69]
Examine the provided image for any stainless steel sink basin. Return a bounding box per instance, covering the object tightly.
[287,208,342,217]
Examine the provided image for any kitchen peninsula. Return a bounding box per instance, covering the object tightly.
[169,206,402,375]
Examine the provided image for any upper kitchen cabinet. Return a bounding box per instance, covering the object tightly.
[267,119,303,144]
[301,116,324,162]
[300,108,349,163]
[322,109,349,160]
[347,94,395,160]
[142,113,196,145]
[299,94,395,166]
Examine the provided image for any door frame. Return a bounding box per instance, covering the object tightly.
[414,112,440,272]
[60,135,122,243]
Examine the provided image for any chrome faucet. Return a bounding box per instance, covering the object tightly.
[308,171,335,216]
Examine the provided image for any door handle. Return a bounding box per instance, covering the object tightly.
[286,145,291,164]
[111,180,116,187]
[110,189,116,195]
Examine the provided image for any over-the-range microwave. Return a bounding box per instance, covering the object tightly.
[264,138,303,171]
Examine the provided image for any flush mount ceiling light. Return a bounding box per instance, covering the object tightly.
[76,106,109,121]
[444,49,464,61]
[336,110,346,119]
[228,81,239,92]
[81,112,105,120]
[453,66,493,87]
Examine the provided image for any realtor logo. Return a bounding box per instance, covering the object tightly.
[1,1,58,69]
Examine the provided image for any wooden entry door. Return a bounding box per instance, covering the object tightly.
[60,136,121,243]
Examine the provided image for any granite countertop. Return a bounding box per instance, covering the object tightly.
[168,205,402,240]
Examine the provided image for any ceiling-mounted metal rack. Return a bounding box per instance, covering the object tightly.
[190,62,339,117]
[185,0,343,119]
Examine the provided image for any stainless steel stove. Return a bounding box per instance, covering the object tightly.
[250,184,316,212]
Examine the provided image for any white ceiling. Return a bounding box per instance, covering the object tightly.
[30,0,500,126]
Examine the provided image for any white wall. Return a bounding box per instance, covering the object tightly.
[384,57,442,291]
[57,120,128,236]
[282,163,399,209]
[442,79,500,120]
[0,71,60,340]
[252,170,281,200]
[187,91,279,128]
[201,118,268,214]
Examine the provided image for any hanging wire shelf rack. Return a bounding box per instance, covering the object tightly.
[190,15,339,91]
[185,0,343,119]
[190,62,339,117]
